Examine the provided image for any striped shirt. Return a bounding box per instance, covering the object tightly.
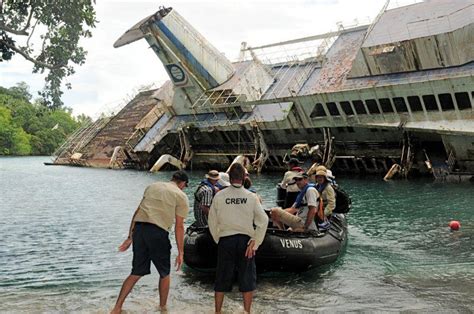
[193,183,215,227]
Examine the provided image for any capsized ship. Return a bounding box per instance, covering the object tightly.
[52,1,474,181]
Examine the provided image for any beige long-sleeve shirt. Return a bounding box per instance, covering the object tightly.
[208,185,269,249]
[320,184,336,216]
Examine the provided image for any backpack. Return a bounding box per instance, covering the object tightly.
[332,185,352,214]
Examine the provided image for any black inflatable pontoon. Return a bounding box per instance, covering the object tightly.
[184,213,347,272]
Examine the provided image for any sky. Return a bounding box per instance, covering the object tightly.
[0,0,416,118]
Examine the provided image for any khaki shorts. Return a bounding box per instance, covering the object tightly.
[272,208,304,229]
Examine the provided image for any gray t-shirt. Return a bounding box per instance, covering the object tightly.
[296,186,318,231]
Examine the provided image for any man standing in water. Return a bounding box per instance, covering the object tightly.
[208,163,268,313]
[193,170,221,227]
[111,171,190,313]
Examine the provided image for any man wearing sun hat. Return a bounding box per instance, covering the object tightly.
[193,170,221,227]
[271,172,318,232]
[280,158,305,207]
[112,170,190,313]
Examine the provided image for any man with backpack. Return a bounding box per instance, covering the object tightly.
[271,172,318,232]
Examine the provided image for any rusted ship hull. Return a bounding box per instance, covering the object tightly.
[52,2,474,181]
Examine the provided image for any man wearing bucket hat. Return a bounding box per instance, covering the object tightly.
[111,170,190,313]
[271,172,318,232]
[193,170,221,227]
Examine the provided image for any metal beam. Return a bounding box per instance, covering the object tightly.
[242,25,369,51]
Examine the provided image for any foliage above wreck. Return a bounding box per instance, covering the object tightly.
[0,82,88,155]
[0,0,97,109]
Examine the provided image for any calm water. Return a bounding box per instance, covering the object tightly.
[0,157,473,313]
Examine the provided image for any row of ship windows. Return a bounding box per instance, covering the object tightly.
[310,92,473,118]
[278,126,390,135]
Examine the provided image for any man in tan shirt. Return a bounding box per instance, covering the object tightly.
[111,171,190,313]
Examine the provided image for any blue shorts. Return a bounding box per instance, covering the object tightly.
[131,222,171,278]
[214,234,257,293]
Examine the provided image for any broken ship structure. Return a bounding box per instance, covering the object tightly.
[52,1,474,181]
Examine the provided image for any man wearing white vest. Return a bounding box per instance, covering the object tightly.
[208,163,268,314]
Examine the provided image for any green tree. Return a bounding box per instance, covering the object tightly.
[0,1,97,109]
[0,82,82,155]
[76,113,92,126]
[0,105,31,155]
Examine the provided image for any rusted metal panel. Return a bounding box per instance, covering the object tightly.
[363,0,472,47]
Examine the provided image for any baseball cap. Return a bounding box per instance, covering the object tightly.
[294,172,309,180]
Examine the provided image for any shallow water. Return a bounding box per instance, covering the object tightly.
[0,157,473,312]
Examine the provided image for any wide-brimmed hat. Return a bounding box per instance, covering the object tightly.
[205,170,220,180]
[315,170,328,178]
[315,165,327,172]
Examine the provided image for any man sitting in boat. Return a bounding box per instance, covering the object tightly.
[313,167,336,229]
[193,170,221,227]
[271,172,318,232]
[280,158,304,208]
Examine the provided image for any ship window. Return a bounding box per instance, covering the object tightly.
[422,95,438,111]
[438,93,455,111]
[455,92,471,110]
[347,127,355,133]
[407,96,423,112]
[365,99,380,114]
[314,128,322,134]
[306,128,313,134]
[337,127,346,133]
[393,97,408,112]
[379,98,394,113]
[352,100,367,115]
[310,103,327,118]
[284,129,292,134]
[340,101,354,115]
[326,102,340,116]
[370,128,378,132]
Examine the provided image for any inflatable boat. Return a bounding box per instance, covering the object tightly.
[184,212,348,272]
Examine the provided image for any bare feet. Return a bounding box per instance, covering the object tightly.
[110,307,122,314]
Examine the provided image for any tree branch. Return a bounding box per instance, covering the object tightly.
[0,23,29,36]
[21,4,35,33]
[0,39,65,69]
[26,18,39,47]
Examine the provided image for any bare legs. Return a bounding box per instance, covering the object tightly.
[214,291,254,313]
[111,275,141,314]
[111,275,170,313]
[271,210,284,230]
[242,291,253,313]
[159,275,170,310]
[215,292,225,313]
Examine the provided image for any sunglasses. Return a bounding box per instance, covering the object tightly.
[294,177,304,181]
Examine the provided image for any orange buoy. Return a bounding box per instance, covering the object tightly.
[449,220,461,231]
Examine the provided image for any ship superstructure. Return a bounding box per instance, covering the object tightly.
[53,1,474,181]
